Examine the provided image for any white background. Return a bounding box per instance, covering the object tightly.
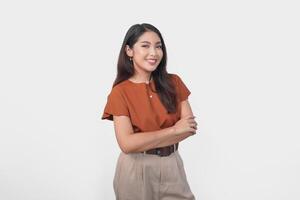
[1,0,299,199]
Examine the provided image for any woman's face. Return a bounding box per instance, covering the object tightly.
[126,31,163,73]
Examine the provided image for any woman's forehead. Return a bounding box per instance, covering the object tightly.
[137,31,161,43]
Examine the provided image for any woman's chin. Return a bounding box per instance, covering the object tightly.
[147,64,159,71]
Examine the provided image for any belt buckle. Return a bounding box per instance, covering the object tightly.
[143,144,177,157]
[156,149,162,156]
[161,144,176,157]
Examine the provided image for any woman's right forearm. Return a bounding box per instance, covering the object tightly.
[124,127,192,153]
[156,131,193,148]
[124,126,177,153]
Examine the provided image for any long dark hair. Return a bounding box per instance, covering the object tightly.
[113,23,178,113]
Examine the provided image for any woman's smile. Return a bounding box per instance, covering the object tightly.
[146,58,158,65]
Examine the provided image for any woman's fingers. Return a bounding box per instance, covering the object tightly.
[190,121,198,129]
[182,115,198,133]
[184,115,196,120]
[188,119,198,125]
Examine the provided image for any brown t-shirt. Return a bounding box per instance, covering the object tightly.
[101,73,191,133]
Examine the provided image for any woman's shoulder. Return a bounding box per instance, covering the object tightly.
[112,80,129,90]
[168,73,181,84]
[168,73,182,79]
[108,79,139,98]
[108,80,128,94]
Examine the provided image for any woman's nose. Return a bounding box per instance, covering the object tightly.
[149,47,158,55]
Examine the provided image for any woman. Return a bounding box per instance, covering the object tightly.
[102,23,198,200]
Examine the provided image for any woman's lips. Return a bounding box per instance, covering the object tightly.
[147,59,157,65]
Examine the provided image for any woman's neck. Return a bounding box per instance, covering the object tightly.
[129,73,152,84]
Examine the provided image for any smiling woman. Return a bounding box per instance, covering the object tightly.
[126,31,164,81]
[101,23,197,200]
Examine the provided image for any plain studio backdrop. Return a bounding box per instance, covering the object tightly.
[0,0,299,199]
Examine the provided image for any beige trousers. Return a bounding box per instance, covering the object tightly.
[113,150,195,200]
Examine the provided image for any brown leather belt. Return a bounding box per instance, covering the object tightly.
[142,143,179,157]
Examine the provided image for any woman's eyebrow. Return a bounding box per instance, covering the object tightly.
[140,41,162,44]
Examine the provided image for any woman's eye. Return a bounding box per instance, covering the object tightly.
[141,45,162,49]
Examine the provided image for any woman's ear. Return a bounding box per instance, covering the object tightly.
[125,45,133,57]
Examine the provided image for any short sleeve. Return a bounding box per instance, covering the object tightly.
[174,74,191,102]
[101,87,130,121]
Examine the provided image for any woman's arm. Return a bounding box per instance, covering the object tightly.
[113,116,178,153]
[113,99,196,153]
[155,99,196,147]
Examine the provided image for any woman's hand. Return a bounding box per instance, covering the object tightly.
[173,115,197,136]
